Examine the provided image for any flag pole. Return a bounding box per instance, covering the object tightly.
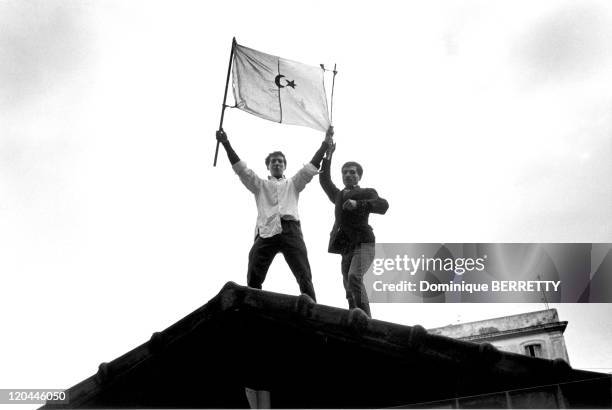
[214,37,237,167]
[330,63,337,125]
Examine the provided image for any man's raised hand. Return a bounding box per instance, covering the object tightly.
[325,126,335,158]
[325,126,334,145]
[216,129,228,143]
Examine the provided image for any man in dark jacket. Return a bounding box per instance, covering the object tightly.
[319,127,389,317]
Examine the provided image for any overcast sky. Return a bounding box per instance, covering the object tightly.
[1,0,612,395]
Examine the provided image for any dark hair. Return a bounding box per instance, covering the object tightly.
[265,151,287,167]
[342,161,363,178]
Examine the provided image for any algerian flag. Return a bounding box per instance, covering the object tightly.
[231,42,331,132]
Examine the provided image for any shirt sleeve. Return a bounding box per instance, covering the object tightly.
[291,163,319,193]
[232,160,262,194]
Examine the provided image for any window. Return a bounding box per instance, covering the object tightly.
[524,343,543,358]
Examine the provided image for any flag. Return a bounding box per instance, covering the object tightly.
[231,42,331,132]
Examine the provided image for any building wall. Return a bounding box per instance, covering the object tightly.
[484,329,570,362]
[429,309,570,363]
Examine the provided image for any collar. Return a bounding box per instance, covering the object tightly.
[343,185,360,192]
[268,175,286,181]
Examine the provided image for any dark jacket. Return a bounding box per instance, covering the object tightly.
[320,158,389,254]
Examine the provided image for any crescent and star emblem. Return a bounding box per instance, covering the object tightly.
[274,74,296,89]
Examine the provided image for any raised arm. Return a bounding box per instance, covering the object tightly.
[319,127,339,203]
[216,129,240,165]
[216,129,261,194]
[291,127,333,192]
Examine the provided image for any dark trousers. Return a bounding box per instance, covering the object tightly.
[340,243,375,317]
[247,219,316,302]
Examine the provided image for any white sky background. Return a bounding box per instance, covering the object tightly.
[1,0,612,396]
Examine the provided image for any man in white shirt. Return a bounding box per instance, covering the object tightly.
[216,128,332,301]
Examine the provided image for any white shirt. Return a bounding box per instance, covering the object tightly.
[232,160,319,238]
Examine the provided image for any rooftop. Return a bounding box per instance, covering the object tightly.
[43,282,610,408]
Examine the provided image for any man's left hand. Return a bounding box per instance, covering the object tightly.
[342,199,357,210]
